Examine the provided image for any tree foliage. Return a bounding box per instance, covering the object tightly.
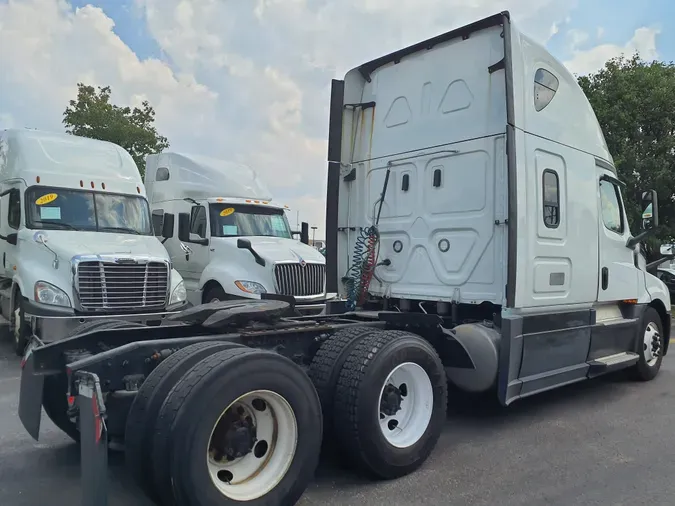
[63,83,169,177]
[578,54,675,257]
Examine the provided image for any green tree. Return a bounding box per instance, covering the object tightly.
[63,83,169,177]
[578,54,675,258]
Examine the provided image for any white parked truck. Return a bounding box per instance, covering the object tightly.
[0,128,188,355]
[144,152,329,314]
[17,12,671,506]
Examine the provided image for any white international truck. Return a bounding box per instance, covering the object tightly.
[144,152,329,314]
[0,128,188,355]
[17,12,671,506]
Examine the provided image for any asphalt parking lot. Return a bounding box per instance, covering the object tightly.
[1,334,675,506]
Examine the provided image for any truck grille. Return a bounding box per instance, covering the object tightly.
[274,263,325,297]
[76,261,169,311]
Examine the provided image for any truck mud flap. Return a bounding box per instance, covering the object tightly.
[78,371,109,506]
[18,352,45,441]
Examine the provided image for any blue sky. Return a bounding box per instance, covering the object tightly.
[0,0,672,236]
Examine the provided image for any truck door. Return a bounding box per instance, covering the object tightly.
[179,204,210,293]
[0,186,22,278]
[596,168,639,301]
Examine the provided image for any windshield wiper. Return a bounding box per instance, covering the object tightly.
[98,226,141,235]
[32,220,79,231]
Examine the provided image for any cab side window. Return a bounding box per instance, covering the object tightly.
[189,206,207,238]
[8,189,21,230]
[599,180,624,234]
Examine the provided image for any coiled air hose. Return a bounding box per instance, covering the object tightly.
[345,167,391,311]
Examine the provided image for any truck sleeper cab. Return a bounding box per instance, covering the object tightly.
[15,12,671,506]
[326,11,670,404]
[0,129,188,355]
[144,152,329,314]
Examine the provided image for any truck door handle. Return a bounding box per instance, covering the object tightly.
[601,267,609,290]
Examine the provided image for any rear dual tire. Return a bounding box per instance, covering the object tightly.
[125,341,245,501]
[310,328,448,480]
[128,345,323,506]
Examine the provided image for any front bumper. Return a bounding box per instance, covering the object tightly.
[23,298,189,342]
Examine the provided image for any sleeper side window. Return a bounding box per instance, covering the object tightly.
[534,68,559,111]
[599,179,624,234]
[542,169,559,228]
[156,167,170,181]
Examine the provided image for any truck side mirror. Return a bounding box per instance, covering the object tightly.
[177,212,208,246]
[237,237,266,266]
[641,189,659,230]
[6,233,17,246]
[178,213,191,242]
[300,222,309,245]
[162,213,175,239]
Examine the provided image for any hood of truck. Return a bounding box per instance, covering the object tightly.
[29,230,170,261]
[211,236,325,265]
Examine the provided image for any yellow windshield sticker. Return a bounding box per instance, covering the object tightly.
[35,193,58,205]
[220,207,235,217]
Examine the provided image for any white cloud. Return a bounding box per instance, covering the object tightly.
[567,28,591,49]
[2,0,582,238]
[564,26,660,75]
[0,0,218,147]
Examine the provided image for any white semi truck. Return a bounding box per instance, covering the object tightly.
[144,152,329,314]
[17,12,671,506]
[0,128,188,355]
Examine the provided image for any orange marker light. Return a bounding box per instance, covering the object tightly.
[36,176,40,183]
[90,181,95,188]
[80,180,84,187]
[102,182,106,190]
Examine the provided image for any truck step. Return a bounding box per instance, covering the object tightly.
[587,352,639,377]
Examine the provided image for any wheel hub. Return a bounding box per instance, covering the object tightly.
[211,405,257,461]
[651,333,661,356]
[643,322,662,365]
[206,390,298,501]
[380,384,404,417]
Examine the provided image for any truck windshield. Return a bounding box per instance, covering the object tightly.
[25,186,152,235]
[209,203,292,239]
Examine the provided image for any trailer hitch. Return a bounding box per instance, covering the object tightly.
[76,371,109,506]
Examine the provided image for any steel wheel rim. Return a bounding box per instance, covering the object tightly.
[13,307,21,346]
[206,389,298,501]
[377,362,434,448]
[643,322,661,367]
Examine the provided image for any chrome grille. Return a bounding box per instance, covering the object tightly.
[274,263,325,297]
[76,261,169,311]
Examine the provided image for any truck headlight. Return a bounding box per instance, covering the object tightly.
[34,281,71,307]
[169,280,187,307]
[235,280,267,294]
